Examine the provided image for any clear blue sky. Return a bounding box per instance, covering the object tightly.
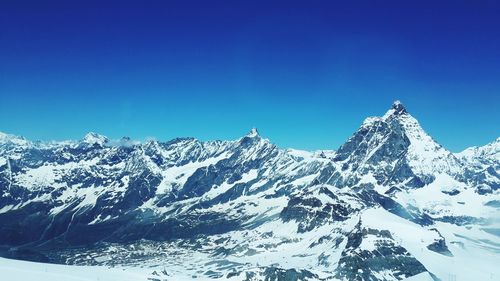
[1,0,499,152]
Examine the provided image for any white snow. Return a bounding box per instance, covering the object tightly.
[0,257,151,281]
[402,272,435,281]
[287,148,314,160]
[0,157,7,167]
[247,127,259,138]
[456,137,500,169]
[0,131,30,146]
[394,113,462,176]
[155,151,230,195]
[0,204,14,214]
[395,173,500,218]
[362,208,500,281]
[82,132,108,146]
[203,169,258,200]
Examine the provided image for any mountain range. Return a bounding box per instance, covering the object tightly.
[0,101,498,281]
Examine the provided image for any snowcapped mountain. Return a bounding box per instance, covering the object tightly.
[456,137,500,170]
[455,138,500,195]
[330,100,463,189]
[0,102,498,281]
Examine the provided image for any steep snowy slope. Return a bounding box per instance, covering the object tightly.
[0,101,498,281]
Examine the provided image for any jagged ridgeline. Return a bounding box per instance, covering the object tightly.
[0,101,499,281]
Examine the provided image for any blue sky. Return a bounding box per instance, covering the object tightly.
[1,0,499,152]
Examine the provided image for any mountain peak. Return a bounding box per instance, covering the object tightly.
[83,132,109,146]
[246,127,260,138]
[383,100,408,119]
[392,100,406,112]
[337,100,462,183]
[0,131,29,146]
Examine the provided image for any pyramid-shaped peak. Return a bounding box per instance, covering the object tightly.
[338,100,461,181]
